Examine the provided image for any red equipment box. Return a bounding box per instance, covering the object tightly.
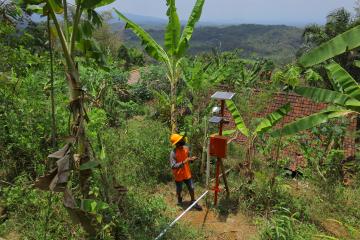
[210,135,228,158]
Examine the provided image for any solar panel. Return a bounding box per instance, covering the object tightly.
[209,116,223,124]
[211,91,235,100]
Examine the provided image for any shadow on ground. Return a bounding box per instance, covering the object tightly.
[178,200,204,211]
[218,194,241,221]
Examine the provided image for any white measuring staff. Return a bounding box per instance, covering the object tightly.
[154,190,209,240]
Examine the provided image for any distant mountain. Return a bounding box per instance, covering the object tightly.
[120,24,304,64]
[30,12,304,64]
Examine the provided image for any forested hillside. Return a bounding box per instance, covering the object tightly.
[118,24,303,64]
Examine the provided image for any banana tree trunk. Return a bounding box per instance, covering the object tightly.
[48,16,57,150]
[66,69,91,198]
[170,82,177,133]
[50,7,92,198]
[245,138,255,181]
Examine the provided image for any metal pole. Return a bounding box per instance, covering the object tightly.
[219,100,225,135]
[214,100,224,205]
[219,100,230,197]
[214,100,230,205]
[214,158,220,205]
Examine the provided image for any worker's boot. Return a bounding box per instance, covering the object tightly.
[191,201,203,211]
[177,196,183,206]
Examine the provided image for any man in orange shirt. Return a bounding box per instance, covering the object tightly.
[170,134,202,211]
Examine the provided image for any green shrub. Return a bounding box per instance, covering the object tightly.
[101,119,172,187]
[258,207,323,240]
[130,82,153,103]
[260,207,299,240]
[0,66,68,180]
[0,175,85,239]
[115,190,168,239]
[140,65,169,93]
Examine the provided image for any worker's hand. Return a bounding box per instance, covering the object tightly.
[189,156,198,161]
[183,157,197,164]
[188,156,198,163]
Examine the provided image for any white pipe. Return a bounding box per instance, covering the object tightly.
[154,190,209,240]
[206,139,210,188]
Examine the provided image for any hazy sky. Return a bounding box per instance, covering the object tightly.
[104,0,357,25]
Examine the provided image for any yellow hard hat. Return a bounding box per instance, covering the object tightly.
[170,133,183,145]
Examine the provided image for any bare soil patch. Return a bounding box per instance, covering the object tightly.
[156,183,258,240]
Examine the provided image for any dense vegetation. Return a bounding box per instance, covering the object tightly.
[1,1,360,240]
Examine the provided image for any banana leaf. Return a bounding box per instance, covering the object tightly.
[255,103,291,135]
[299,25,360,67]
[304,69,322,82]
[294,86,360,111]
[81,0,102,9]
[80,0,115,9]
[222,129,237,136]
[176,0,205,57]
[26,4,44,15]
[225,100,249,137]
[271,107,353,137]
[325,62,360,100]
[164,0,181,56]
[48,0,63,14]
[114,9,168,63]
[354,60,360,68]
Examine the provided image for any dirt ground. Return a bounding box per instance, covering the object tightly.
[1,232,20,240]
[157,183,258,240]
[184,208,258,240]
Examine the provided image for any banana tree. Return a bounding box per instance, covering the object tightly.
[25,0,114,235]
[114,0,205,132]
[152,89,185,124]
[271,24,360,137]
[180,56,227,134]
[225,100,291,180]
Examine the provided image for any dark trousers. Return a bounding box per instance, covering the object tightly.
[175,178,194,198]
